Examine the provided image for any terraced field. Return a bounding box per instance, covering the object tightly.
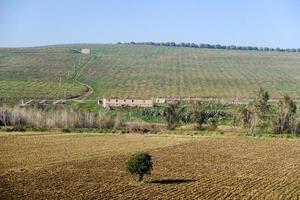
[1,44,300,99]
[0,133,300,199]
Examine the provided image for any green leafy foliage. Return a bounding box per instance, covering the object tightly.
[6,125,26,132]
[126,152,153,182]
[273,95,297,134]
[164,103,185,130]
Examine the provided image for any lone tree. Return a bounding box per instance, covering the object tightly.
[126,152,153,182]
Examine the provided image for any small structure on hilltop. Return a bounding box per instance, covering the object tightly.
[81,48,91,54]
[100,98,154,108]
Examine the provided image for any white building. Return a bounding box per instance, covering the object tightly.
[154,98,166,104]
[81,48,91,54]
[101,98,153,108]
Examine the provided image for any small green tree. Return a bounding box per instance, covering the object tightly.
[253,88,270,120]
[126,152,153,182]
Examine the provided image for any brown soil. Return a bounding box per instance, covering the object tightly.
[1,134,300,199]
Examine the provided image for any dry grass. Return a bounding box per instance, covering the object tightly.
[0,106,117,129]
[1,133,300,199]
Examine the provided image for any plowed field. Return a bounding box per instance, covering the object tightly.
[1,133,300,199]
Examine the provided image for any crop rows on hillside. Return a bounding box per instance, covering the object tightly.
[1,45,300,100]
[82,45,300,99]
[0,81,87,99]
[0,48,90,99]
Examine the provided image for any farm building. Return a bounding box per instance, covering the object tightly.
[81,48,91,54]
[154,98,166,104]
[101,98,153,108]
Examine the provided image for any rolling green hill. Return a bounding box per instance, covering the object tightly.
[1,44,300,100]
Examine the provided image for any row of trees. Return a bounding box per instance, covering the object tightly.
[160,88,299,135]
[236,88,299,134]
[117,42,300,53]
[163,103,225,130]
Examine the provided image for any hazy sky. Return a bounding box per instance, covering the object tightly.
[1,0,300,47]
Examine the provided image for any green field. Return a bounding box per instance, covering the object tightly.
[1,44,300,100]
[0,81,87,100]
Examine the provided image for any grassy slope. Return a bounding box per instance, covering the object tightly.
[0,47,89,99]
[1,44,300,100]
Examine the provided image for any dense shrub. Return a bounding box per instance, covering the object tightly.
[126,152,153,182]
[235,88,271,133]
[126,123,164,133]
[127,123,152,133]
[31,127,50,132]
[140,108,165,117]
[141,103,228,130]
[193,109,227,130]
[6,125,26,132]
[62,128,71,133]
[273,96,297,134]
[164,103,184,130]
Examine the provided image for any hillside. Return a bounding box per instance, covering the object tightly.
[1,44,300,100]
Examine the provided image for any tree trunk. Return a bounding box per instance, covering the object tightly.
[138,174,144,182]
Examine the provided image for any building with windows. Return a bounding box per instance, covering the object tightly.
[101,98,153,108]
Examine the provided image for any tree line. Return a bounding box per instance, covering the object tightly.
[156,88,299,135]
[235,88,299,135]
[117,42,300,53]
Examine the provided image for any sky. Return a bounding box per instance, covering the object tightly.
[0,0,300,48]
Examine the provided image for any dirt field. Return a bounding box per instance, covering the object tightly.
[1,133,300,199]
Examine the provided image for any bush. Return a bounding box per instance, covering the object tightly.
[31,127,50,132]
[127,123,152,133]
[62,128,71,133]
[6,125,26,132]
[164,103,184,130]
[273,95,297,134]
[126,152,153,182]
